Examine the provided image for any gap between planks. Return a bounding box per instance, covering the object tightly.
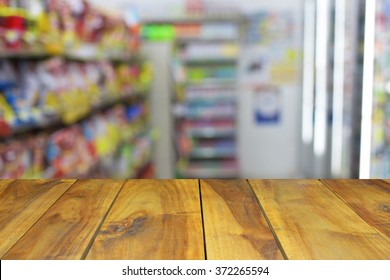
[80,180,127,259]
[246,179,288,260]
[200,179,284,259]
[320,179,390,246]
[320,179,382,235]
[2,179,79,258]
[3,179,125,259]
[85,179,204,260]
[197,179,208,260]
[249,179,390,259]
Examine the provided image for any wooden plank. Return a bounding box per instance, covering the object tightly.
[3,179,124,260]
[201,179,284,260]
[322,179,390,243]
[86,179,204,260]
[249,179,390,259]
[0,179,15,192]
[0,179,75,258]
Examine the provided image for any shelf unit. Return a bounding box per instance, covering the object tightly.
[365,0,390,178]
[167,14,243,178]
[0,51,153,180]
[0,1,153,179]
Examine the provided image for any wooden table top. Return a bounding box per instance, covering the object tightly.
[0,179,389,260]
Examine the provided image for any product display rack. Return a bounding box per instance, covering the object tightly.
[167,14,244,178]
[369,0,390,178]
[0,52,153,179]
[0,0,153,179]
[0,54,146,133]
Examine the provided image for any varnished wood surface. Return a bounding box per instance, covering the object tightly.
[0,179,75,258]
[250,179,390,259]
[322,179,390,243]
[3,180,124,259]
[0,179,389,260]
[201,179,283,259]
[86,179,204,260]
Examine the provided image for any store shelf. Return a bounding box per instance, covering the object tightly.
[185,113,236,120]
[142,13,244,24]
[185,86,236,102]
[173,103,236,119]
[185,96,236,104]
[171,14,242,178]
[185,127,235,138]
[185,78,237,86]
[98,131,154,179]
[185,83,237,90]
[365,0,390,178]
[189,147,236,158]
[176,37,240,43]
[0,50,50,59]
[179,43,239,63]
[0,49,141,63]
[0,89,148,140]
[66,50,141,63]
[0,1,153,180]
[185,102,236,112]
[183,57,238,64]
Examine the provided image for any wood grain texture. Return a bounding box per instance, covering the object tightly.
[322,179,390,243]
[0,179,75,258]
[3,179,124,260]
[249,179,390,260]
[201,179,283,260]
[0,179,15,192]
[86,179,204,260]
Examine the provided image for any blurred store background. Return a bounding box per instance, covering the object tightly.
[0,0,389,179]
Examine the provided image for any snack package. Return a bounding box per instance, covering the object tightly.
[73,124,95,174]
[84,62,101,103]
[27,134,48,177]
[81,116,98,160]
[45,124,96,178]
[0,140,30,178]
[0,60,21,127]
[0,6,27,51]
[36,58,62,114]
[0,113,11,137]
[19,0,45,50]
[18,61,44,124]
[45,127,78,177]
[124,9,140,52]
[0,61,17,129]
[59,0,77,47]
[100,61,119,97]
